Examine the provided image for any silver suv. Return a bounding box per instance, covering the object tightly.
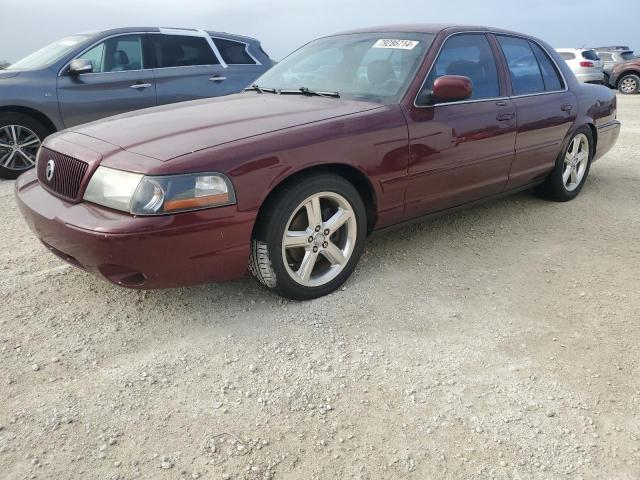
[0,27,272,179]
[555,48,604,84]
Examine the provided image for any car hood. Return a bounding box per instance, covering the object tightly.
[71,93,383,162]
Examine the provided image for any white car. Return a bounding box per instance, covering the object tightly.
[556,48,604,84]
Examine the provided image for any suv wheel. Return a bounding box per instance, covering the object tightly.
[618,74,640,94]
[250,174,367,300]
[0,113,49,179]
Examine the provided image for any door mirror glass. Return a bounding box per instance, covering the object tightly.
[431,75,473,102]
[68,58,93,75]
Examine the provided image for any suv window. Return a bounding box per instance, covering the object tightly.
[598,53,613,62]
[213,38,256,64]
[151,35,218,68]
[559,51,575,61]
[497,36,545,95]
[581,50,600,61]
[621,51,636,61]
[79,34,145,73]
[424,33,500,101]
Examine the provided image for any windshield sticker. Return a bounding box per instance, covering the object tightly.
[372,39,419,50]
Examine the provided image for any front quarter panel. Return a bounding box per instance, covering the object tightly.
[146,104,411,230]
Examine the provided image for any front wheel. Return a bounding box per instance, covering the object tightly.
[0,113,49,179]
[250,174,367,300]
[537,127,593,202]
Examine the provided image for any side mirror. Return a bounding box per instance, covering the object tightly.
[68,58,93,75]
[431,75,473,103]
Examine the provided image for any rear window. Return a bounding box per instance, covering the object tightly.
[212,37,256,65]
[559,51,575,60]
[151,35,218,68]
[581,50,600,61]
[621,51,636,61]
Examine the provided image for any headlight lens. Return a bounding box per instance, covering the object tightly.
[83,167,144,212]
[83,167,235,215]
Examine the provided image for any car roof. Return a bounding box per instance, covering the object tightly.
[81,27,259,43]
[555,48,595,52]
[332,23,526,37]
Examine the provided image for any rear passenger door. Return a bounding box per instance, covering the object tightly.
[150,33,234,105]
[494,35,577,189]
[211,36,267,90]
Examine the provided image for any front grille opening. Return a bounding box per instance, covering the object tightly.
[37,148,89,201]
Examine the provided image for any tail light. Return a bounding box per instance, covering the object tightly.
[580,61,594,67]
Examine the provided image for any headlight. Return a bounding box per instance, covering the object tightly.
[83,167,236,215]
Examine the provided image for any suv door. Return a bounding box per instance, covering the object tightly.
[150,33,236,104]
[57,34,156,127]
[494,35,577,190]
[404,33,516,219]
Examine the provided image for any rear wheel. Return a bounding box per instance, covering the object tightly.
[537,127,593,202]
[0,113,49,179]
[250,174,367,300]
[618,74,640,94]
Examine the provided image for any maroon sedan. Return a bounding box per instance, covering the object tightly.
[15,25,621,300]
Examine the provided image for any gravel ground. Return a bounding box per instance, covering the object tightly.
[1,94,639,480]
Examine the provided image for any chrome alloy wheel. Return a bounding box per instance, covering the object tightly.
[563,133,589,192]
[281,192,357,287]
[620,76,638,94]
[0,125,41,171]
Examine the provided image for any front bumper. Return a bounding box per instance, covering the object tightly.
[15,170,255,288]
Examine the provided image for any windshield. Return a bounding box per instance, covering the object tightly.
[7,34,95,70]
[254,32,435,103]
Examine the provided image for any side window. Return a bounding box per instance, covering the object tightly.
[213,38,256,64]
[152,35,218,68]
[598,53,613,62]
[529,42,564,91]
[559,51,575,61]
[497,36,545,95]
[77,35,144,73]
[422,34,500,102]
[80,43,105,72]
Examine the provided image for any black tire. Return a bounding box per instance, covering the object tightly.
[618,74,640,95]
[249,173,367,300]
[537,126,594,202]
[0,112,50,180]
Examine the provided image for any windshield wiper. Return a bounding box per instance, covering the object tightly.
[245,84,277,94]
[280,86,340,98]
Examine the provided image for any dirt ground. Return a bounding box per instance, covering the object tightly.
[1,94,639,480]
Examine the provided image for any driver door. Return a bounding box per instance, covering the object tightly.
[403,33,517,219]
[57,33,156,127]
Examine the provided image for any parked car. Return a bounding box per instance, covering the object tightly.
[555,48,604,84]
[593,47,636,85]
[608,57,640,94]
[16,25,620,300]
[0,27,273,179]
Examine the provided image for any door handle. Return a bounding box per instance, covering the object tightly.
[209,76,227,82]
[497,113,515,121]
[130,82,152,89]
[561,104,573,112]
[495,100,508,107]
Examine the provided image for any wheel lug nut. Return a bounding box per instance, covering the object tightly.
[313,246,318,253]
[315,225,321,232]
[322,242,328,248]
[324,229,329,235]
[308,236,314,243]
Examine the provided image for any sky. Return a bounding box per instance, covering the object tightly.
[0,0,635,63]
